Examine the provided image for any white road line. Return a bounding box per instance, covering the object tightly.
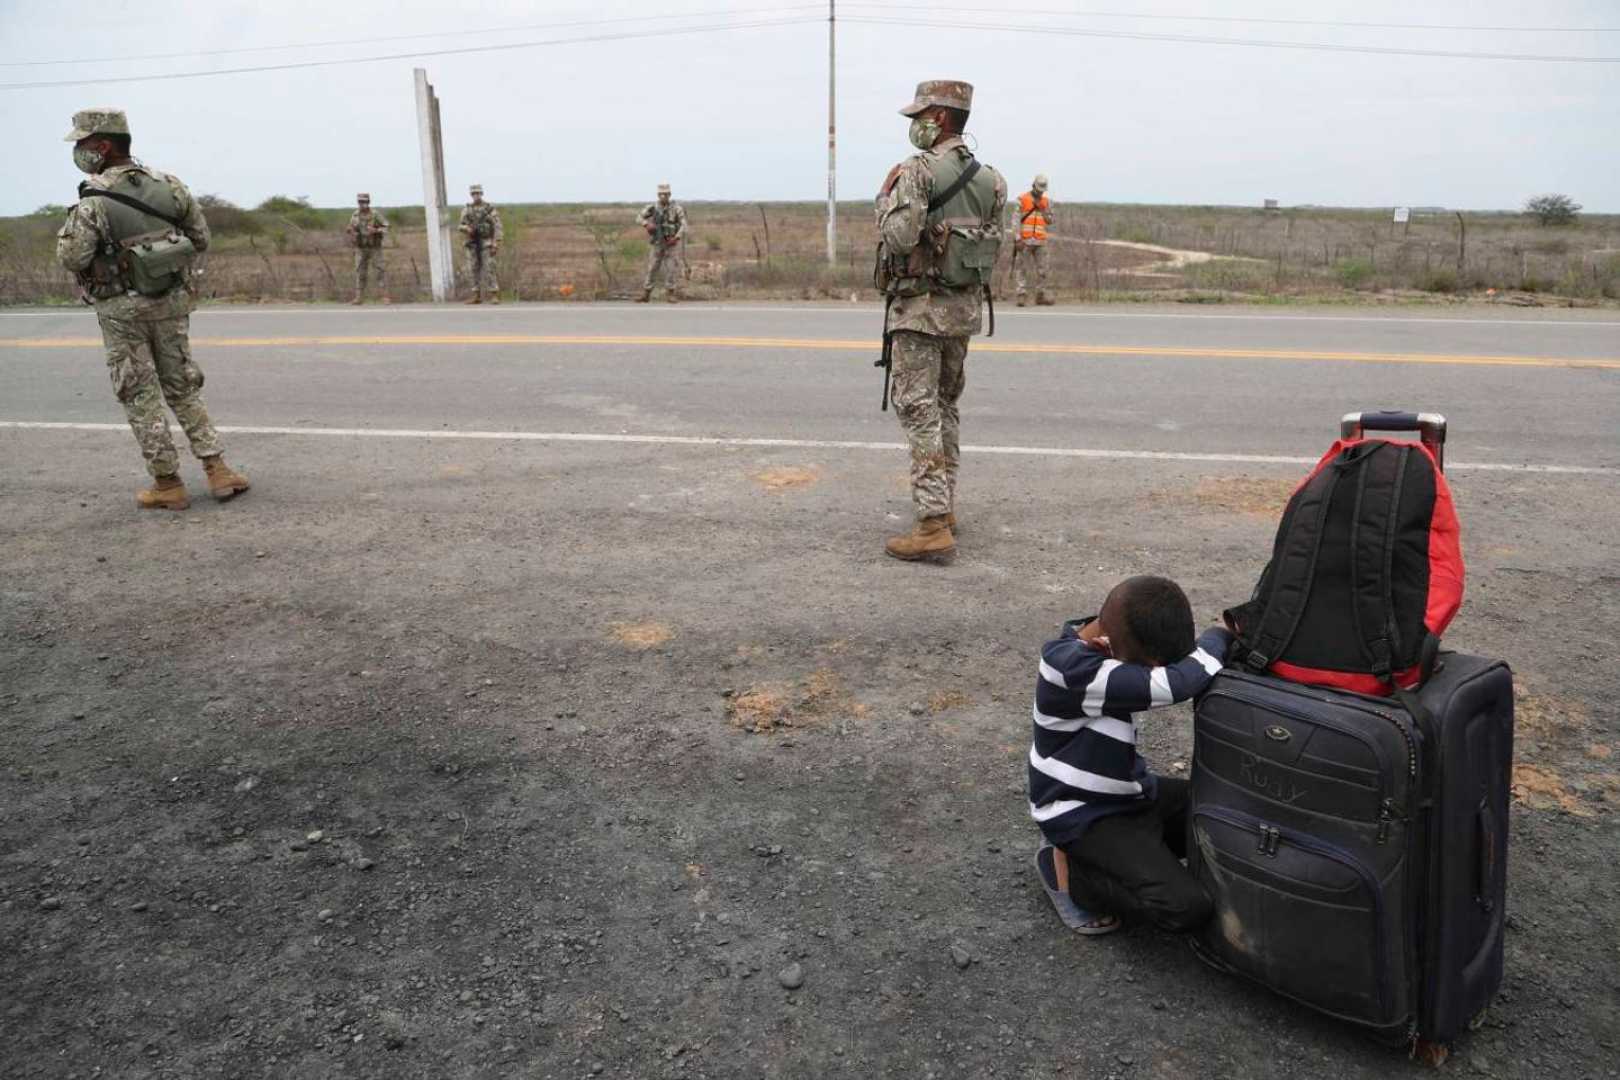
[3,420,1614,476]
[1,306,1617,328]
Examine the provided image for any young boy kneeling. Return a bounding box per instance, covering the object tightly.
[1028,575,1232,935]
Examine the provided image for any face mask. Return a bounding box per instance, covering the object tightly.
[73,145,106,174]
[908,117,941,150]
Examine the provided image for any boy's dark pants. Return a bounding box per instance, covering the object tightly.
[1059,777,1214,932]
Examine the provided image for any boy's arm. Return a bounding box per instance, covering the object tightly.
[1042,627,1232,718]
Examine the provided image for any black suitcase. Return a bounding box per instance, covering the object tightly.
[1187,653,1513,1058]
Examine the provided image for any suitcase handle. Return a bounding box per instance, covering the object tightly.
[1339,411,1447,470]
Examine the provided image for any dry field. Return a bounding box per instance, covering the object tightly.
[4,198,1617,306]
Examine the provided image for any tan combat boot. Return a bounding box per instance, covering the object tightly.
[488,294,501,305]
[885,515,956,563]
[136,473,189,511]
[201,456,251,501]
[635,290,651,303]
[464,293,482,305]
[349,297,362,305]
[944,511,958,532]
[666,292,679,304]
[1016,294,1028,308]
[1037,292,1056,306]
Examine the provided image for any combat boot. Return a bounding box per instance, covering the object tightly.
[636,290,651,303]
[488,294,501,305]
[349,297,362,305]
[944,511,959,532]
[136,473,189,511]
[884,516,956,563]
[201,456,251,501]
[1016,294,1028,308]
[1037,292,1056,306]
[464,293,482,305]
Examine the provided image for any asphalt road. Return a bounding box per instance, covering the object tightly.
[2,301,1617,467]
[2,302,1617,1079]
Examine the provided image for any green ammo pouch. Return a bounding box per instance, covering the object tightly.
[937,227,1000,289]
[120,231,196,297]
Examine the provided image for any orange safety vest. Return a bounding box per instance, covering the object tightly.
[1018,192,1050,242]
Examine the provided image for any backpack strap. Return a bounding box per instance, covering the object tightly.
[77,182,186,230]
[927,157,982,213]
[1237,456,1343,672]
[1347,442,1408,680]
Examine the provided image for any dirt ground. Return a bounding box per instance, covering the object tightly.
[3,429,1617,1080]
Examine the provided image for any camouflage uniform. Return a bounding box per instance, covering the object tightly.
[637,189,687,299]
[56,137,223,479]
[346,199,389,300]
[876,87,1007,523]
[458,192,502,296]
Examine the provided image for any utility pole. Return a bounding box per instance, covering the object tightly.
[826,0,837,267]
[414,68,454,302]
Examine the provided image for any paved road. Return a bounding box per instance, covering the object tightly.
[2,302,1617,468]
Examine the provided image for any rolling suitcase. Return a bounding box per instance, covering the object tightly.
[1189,412,1514,1062]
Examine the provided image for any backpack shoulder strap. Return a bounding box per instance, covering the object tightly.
[1238,458,1343,672]
[928,157,982,213]
[1347,442,1408,680]
[77,182,186,229]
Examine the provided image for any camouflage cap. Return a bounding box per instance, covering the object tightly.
[656,183,671,195]
[357,193,371,202]
[899,80,973,117]
[64,107,129,142]
[469,184,483,194]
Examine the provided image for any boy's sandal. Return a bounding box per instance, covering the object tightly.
[1072,912,1122,936]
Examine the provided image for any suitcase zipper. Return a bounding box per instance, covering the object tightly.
[1196,806,1396,1024]
[1206,683,1418,826]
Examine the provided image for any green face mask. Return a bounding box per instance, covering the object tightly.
[73,145,106,174]
[908,117,941,151]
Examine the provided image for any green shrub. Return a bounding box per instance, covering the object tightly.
[1417,267,1457,293]
[1336,259,1374,288]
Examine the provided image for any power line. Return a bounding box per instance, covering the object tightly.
[0,17,822,91]
[0,4,823,68]
[841,15,1620,62]
[842,3,1620,33]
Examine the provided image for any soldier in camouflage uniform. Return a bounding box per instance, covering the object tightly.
[635,184,687,303]
[875,81,1006,562]
[346,193,389,304]
[55,108,250,511]
[458,184,502,304]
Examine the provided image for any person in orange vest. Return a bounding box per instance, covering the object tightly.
[1013,174,1054,306]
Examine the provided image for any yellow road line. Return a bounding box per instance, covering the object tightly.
[1,333,1615,370]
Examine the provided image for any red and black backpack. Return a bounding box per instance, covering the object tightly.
[1227,413,1465,697]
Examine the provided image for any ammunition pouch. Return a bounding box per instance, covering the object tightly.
[119,230,196,297]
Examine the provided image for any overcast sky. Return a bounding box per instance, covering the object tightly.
[3,0,1617,215]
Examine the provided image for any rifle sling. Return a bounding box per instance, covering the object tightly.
[927,158,981,214]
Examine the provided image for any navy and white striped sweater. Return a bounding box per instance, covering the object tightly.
[1027,620,1232,845]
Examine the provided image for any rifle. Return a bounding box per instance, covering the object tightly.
[875,294,895,411]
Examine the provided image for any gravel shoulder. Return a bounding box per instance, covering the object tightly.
[3,430,1617,1079]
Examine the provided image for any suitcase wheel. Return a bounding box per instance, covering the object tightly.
[1412,1039,1450,1069]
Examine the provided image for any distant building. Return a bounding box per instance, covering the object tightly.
[1263,198,1280,211]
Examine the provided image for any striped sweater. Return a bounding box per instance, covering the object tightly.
[1027,620,1232,845]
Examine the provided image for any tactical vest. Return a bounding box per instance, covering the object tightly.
[352,213,384,249]
[80,168,196,299]
[647,204,679,244]
[1019,192,1050,242]
[878,146,1001,298]
[465,205,496,241]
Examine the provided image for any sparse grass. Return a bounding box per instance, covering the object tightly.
[4,198,1617,305]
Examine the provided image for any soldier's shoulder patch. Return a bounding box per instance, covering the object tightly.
[879,164,904,197]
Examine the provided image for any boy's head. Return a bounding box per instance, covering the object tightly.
[1099,576,1195,666]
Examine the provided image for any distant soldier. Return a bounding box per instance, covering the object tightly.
[874,80,1005,562]
[458,184,502,304]
[636,184,687,303]
[1013,174,1054,306]
[346,193,389,304]
[55,107,250,511]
